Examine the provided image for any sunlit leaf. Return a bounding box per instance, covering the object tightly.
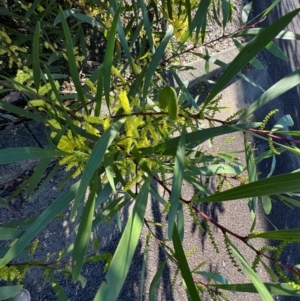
[226,237,273,301]
[172,224,201,301]
[198,171,300,203]
[240,69,300,119]
[94,180,150,301]
[242,1,252,24]
[143,26,173,102]
[168,126,186,239]
[71,119,124,219]
[249,228,300,240]
[213,282,300,296]
[204,8,300,108]
[265,41,288,61]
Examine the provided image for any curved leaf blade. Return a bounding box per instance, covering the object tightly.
[242,1,252,25]
[71,119,124,219]
[0,227,24,240]
[265,41,288,61]
[59,7,87,113]
[213,282,300,296]
[172,224,201,301]
[0,285,23,300]
[94,180,150,301]
[149,261,167,301]
[142,25,173,102]
[204,8,300,108]
[241,68,300,119]
[226,237,274,301]
[72,184,96,282]
[168,126,186,239]
[33,21,40,91]
[198,171,300,203]
[249,229,300,240]
[140,123,261,156]
[0,147,65,164]
[103,6,121,108]
[232,28,300,41]
[0,181,80,267]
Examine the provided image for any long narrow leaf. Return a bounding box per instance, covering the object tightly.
[203,8,300,108]
[244,134,258,213]
[0,147,65,164]
[0,181,80,267]
[265,41,288,61]
[212,282,300,296]
[71,119,124,219]
[185,164,243,176]
[94,180,150,301]
[0,247,28,260]
[168,126,186,239]
[59,8,87,113]
[249,229,300,240]
[149,261,167,301]
[72,183,96,282]
[142,26,173,102]
[0,285,23,301]
[185,0,211,43]
[193,52,265,91]
[233,39,264,69]
[49,272,69,301]
[242,2,252,25]
[140,123,261,156]
[232,28,300,41]
[222,0,230,29]
[0,100,45,122]
[30,163,60,201]
[103,6,121,108]
[0,227,24,240]
[172,224,201,301]
[33,21,40,91]
[27,157,52,198]
[73,13,105,30]
[226,237,273,301]
[197,171,300,203]
[262,0,282,18]
[240,68,300,119]
[139,0,154,52]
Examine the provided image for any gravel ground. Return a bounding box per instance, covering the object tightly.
[172,0,247,64]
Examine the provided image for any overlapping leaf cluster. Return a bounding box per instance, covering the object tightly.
[1,0,300,300]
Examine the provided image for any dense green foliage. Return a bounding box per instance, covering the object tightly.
[1,0,300,300]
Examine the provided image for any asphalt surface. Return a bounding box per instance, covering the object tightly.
[246,1,300,300]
